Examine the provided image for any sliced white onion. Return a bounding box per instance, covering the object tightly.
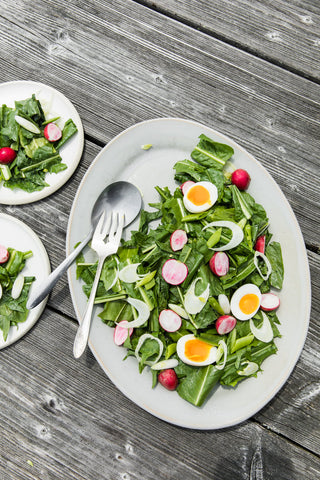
[249,311,274,343]
[119,263,144,283]
[0,283,2,300]
[121,297,150,328]
[218,293,231,314]
[168,303,189,319]
[184,277,210,314]
[237,361,259,376]
[135,334,164,366]
[151,359,179,370]
[254,251,272,281]
[15,115,41,134]
[11,274,24,299]
[203,221,244,251]
[215,340,228,370]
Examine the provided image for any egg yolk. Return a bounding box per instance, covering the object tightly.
[239,293,260,315]
[185,338,212,362]
[187,185,211,206]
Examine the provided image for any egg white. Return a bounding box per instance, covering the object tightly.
[176,334,218,366]
[183,181,218,213]
[230,284,261,321]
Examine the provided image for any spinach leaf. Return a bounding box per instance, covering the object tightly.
[191,134,234,170]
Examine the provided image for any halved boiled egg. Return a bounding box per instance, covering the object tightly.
[230,283,261,321]
[176,334,218,366]
[183,181,218,213]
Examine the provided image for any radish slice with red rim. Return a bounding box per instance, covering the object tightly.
[0,245,9,264]
[151,359,179,370]
[113,320,133,346]
[159,309,182,332]
[135,334,164,366]
[120,297,150,328]
[249,311,274,343]
[254,250,272,281]
[170,229,188,252]
[162,259,188,285]
[209,252,229,276]
[216,315,236,335]
[203,221,244,251]
[180,181,195,195]
[260,292,280,311]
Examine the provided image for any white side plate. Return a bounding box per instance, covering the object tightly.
[67,118,311,430]
[0,80,84,205]
[0,213,50,348]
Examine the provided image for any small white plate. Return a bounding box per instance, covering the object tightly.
[67,118,311,430]
[0,213,50,348]
[0,81,84,205]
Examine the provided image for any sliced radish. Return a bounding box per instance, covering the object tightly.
[44,122,62,142]
[254,250,272,281]
[215,340,228,370]
[260,293,280,311]
[168,303,189,319]
[134,334,164,366]
[218,294,231,314]
[180,180,195,195]
[11,274,24,299]
[121,297,150,328]
[0,147,17,165]
[237,361,259,376]
[0,245,9,264]
[184,277,210,314]
[203,221,244,251]
[151,359,179,370]
[161,259,188,285]
[231,168,251,190]
[113,320,134,346]
[170,229,188,252]
[216,315,237,335]
[254,235,266,254]
[158,368,178,390]
[119,263,143,283]
[209,252,229,276]
[159,309,182,332]
[15,115,40,134]
[249,311,273,343]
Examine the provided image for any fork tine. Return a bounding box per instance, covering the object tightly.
[101,212,112,238]
[114,212,124,244]
[107,212,118,240]
[93,212,105,240]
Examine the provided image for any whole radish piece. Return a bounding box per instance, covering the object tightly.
[0,147,16,165]
[158,369,178,390]
[231,169,251,190]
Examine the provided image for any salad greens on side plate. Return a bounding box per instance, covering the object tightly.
[76,134,284,408]
[0,246,35,341]
[0,94,77,193]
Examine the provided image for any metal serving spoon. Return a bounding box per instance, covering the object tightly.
[27,181,142,309]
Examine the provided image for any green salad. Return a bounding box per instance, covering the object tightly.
[0,94,77,193]
[76,134,284,407]
[0,246,35,341]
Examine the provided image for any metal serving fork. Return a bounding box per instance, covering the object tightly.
[73,211,124,359]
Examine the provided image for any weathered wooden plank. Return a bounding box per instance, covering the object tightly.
[0,306,319,480]
[0,0,319,246]
[141,0,320,81]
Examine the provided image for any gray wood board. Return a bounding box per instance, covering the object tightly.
[140,0,320,81]
[0,300,319,480]
[0,0,319,246]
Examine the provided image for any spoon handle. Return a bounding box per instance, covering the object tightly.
[26,229,93,310]
[73,256,104,359]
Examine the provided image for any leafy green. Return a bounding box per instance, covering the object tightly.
[0,248,35,341]
[0,95,77,193]
[76,133,284,408]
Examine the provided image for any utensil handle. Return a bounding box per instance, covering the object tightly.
[73,257,104,359]
[26,230,93,310]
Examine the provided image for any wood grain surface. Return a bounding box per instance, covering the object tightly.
[0,1,319,479]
